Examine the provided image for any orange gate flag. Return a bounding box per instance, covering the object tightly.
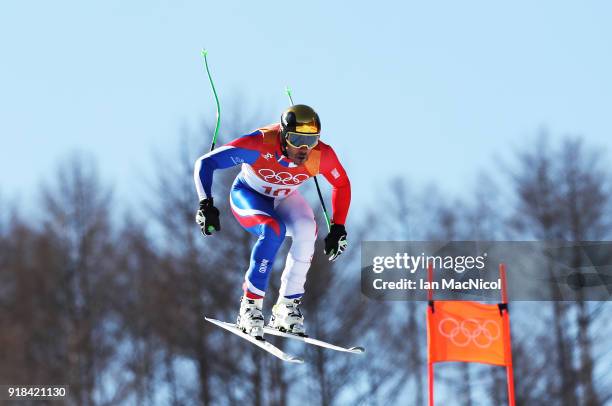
[427,301,510,366]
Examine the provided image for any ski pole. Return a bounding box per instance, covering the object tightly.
[200,49,222,235]
[285,87,332,232]
[202,49,221,152]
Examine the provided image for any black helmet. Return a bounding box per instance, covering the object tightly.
[281,104,320,134]
[280,105,321,152]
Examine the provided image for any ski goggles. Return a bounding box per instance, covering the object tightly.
[285,131,320,149]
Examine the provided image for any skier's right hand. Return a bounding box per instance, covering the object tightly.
[195,198,220,236]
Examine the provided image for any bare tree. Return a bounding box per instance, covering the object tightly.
[556,138,609,406]
[40,153,118,405]
[508,133,579,406]
[0,153,118,404]
[509,133,612,405]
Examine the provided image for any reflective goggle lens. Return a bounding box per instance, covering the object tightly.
[286,132,319,149]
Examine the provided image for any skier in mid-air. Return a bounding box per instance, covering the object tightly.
[194,105,351,339]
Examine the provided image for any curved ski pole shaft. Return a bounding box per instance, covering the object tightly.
[285,86,331,232]
[202,49,221,151]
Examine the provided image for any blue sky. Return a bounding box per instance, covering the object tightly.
[1,0,612,218]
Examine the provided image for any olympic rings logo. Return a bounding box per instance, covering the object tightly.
[257,169,309,185]
[438,317,500,348]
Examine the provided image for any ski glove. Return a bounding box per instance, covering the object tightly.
[324,223,348,262]
[195,198,220,236]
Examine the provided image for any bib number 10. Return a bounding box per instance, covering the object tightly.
[262,186,291,197]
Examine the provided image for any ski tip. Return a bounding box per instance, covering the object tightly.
[289,356,304,364]
[349,346,366,354]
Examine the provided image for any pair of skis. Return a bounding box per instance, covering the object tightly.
[205,317,365,364]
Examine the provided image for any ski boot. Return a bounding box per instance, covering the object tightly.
[269,297,306,336]
[237,296,264,340]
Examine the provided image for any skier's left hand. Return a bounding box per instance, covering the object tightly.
[324,223,348,262]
